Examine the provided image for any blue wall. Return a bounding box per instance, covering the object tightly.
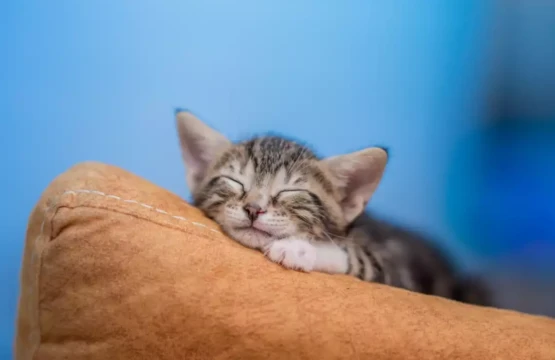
[2,1,490,356]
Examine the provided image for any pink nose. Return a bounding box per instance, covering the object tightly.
[244,203,266,221]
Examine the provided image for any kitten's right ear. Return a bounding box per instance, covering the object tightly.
[176,110,231,192]
[322,147,388,223]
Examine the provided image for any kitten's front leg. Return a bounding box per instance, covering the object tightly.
[265,238,349,275]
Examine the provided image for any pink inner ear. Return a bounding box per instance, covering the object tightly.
[343,167,374,198]
[334,156,387,221]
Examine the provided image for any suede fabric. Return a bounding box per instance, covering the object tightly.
[15,162,555,359]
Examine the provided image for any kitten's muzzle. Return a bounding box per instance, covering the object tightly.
[244,203,266,221]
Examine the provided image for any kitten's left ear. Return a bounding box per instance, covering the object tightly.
[322,147,388,223]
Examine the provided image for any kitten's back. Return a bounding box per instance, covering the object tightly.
[350,213,493,306]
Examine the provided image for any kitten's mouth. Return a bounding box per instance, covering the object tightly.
[236,226,273,238]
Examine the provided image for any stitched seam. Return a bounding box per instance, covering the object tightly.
[61,190,222,233]
[27,189,222,360]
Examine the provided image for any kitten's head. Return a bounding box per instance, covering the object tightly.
[176,111,388,249]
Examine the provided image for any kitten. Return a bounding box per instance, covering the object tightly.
[175,110,491,306]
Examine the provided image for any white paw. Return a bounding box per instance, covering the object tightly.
[265,238,317,272]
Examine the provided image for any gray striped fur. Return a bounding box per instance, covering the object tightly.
[176,111,492,306]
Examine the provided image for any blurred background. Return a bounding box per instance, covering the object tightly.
[2,0,555,356]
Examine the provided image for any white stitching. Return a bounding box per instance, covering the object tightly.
[26,189,222,359]
[52,189,223,234]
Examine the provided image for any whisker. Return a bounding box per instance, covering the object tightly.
[322,231,339,247]
[323,231,350,240]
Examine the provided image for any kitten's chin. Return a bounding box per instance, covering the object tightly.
[226,226,275,250]
[237,226,273,238]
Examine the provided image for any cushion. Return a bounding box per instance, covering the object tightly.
[15,162,555,360]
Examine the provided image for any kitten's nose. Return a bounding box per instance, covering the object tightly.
[244,203,266,221]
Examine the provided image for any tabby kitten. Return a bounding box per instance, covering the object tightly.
[176,110,491,306]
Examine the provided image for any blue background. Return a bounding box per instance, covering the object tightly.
[2,1,554,358]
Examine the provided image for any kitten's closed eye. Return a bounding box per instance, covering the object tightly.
[275,189,311,199]
[276,189,322,207]
[273,189,308,206]
[219,176,245,193]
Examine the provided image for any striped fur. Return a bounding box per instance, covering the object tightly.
[176,111,492,306]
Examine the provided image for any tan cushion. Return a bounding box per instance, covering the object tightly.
[15,162,555,360]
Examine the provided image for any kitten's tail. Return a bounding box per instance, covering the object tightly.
[452,275,493,307]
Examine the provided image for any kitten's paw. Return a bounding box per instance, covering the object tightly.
[265,238,316,272]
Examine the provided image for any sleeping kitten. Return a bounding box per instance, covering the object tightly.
[175,110,491,306]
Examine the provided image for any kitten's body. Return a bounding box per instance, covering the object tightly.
[176,110,491,306]
[348,214,490,305]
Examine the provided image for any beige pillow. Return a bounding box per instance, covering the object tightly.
[15,162,555,360]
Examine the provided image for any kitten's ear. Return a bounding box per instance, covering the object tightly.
[322,147,388,223]
[176,110,231,192]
